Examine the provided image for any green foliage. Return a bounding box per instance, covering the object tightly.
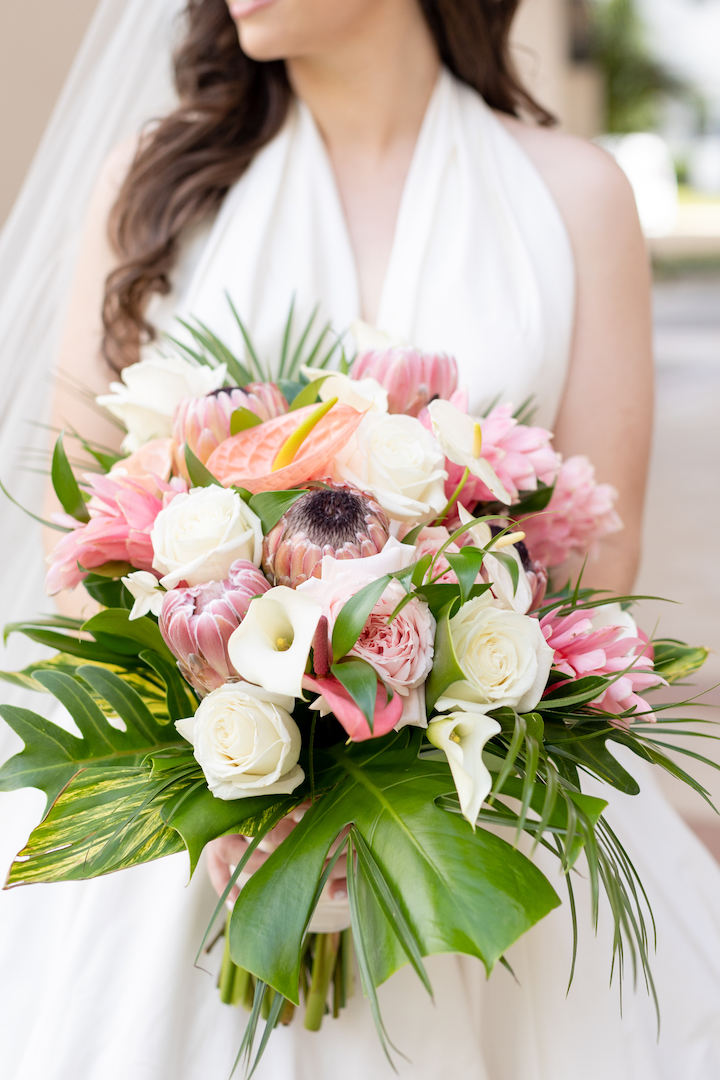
[247,489,306,533]
[590,0,688,133]
[330,657,380,732]
[652,639,709,683]
[51,431,90,522]
[185,444,222,488]
[229,730,560,1003]
[230,408,262,435]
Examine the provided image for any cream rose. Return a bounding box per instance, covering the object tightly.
[151,486,262,588]
[97,352,227,452]
[436,594,553,714]
[176,684,304,800]
[333,412,447,523]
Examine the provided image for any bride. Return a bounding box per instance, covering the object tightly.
[2,0,720,1077]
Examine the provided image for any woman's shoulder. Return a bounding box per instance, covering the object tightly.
[494,114,642,253]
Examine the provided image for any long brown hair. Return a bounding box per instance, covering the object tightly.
[103,0,552,369]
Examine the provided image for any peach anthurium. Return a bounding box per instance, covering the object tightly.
[206,403,364,493]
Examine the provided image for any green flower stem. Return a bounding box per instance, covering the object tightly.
[231,963,252,1008]
[304,932,340,1031]
[218,925,236,1005]
[341,928,355,1002]
[435,466,470,526]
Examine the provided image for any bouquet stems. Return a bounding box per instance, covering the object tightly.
[218,920,354,1031]
[304,932,340,1031]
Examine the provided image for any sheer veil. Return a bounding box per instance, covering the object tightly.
[0,0,184,682]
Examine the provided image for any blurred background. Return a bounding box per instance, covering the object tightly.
[0,0,718,843]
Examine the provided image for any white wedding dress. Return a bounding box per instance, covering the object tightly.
[2,69,720,1080]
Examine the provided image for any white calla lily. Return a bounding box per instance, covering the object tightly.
[428,400,512,505]
[427,712,501,827]
[227,586,322,699]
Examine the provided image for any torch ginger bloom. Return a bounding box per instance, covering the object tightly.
[159,561,271,695]
[45,472,186,595]
[350,346,458,417]
[520,456,622,569]
[541,604,663,727]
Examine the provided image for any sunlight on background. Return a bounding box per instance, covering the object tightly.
[0,0,719,841]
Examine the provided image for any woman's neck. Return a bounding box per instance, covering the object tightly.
[286,8,439,159]
[286,5,440,324]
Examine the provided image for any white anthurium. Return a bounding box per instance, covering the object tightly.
[227,586,322,699]
[97,351,227,452]
[299,366,388,413]
[428,400,512,505]
[176,683,304,800]
[349,319,403,353]
[457,503,493,549]
[427,712,501,827]
[122,570,165,621]
[456,505,533,614]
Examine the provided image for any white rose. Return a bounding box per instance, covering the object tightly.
[151,486,262,588]
[436,594,553,714]
[176,684,304,800]
[96,352,227,452]
[333,412,447,523]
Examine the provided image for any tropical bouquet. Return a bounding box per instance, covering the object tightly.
[0,305,712,1074]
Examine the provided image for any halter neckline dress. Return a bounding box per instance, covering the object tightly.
[3,68,720,1080]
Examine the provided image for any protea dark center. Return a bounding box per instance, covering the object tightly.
[262,480,390,589]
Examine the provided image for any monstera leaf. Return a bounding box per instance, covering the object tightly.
[229,730,560,1003]
[0,664,195,885]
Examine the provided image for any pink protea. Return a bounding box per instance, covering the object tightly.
[519,456,623,569]
[540,607,662,727]
[172,383,288,473]
[263,481,390,589]
[350,347,458,417]
[436,403,560,508]
[159,561,271,695]
[45,472,186,595]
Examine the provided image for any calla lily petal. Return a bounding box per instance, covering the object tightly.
[228,586,322,699]
[427,712,501,827]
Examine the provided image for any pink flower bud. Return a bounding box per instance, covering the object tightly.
[159,560,271,695]
[350,347,458,417]
[172,383,288,475]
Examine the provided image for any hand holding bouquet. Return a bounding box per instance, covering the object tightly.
[0,307,711,1071]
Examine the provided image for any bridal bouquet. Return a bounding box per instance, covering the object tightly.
[0,307,712,1071]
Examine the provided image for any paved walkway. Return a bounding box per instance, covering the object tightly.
[635,271,720,837]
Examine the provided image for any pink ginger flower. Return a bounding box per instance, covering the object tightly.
[540,606,662,727]
[45,472,186,595]
[159,561,271,695]
[519,455,623,569]
[437,403,560,508]
[350,347,458,417]
[172,383,288,473]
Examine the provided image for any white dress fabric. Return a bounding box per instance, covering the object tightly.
[2,69,720,1080]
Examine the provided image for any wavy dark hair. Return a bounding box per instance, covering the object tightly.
[103,0,553,369]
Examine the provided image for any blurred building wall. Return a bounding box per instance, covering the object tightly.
[0,0,602,231]
[0,0,98,228]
